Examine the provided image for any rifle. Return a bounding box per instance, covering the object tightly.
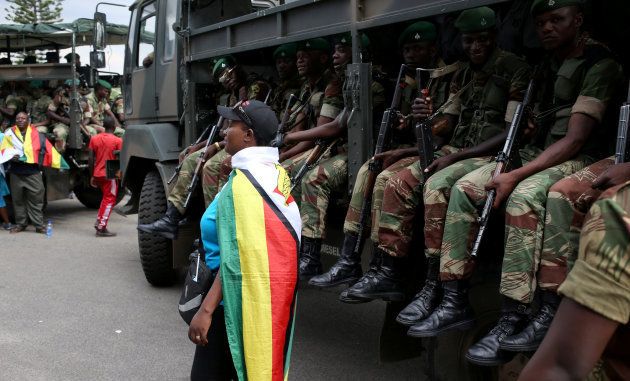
[354,64,408,253]
[415,68,435,173]
[289,137,342,192]
[470,69,539,257]
[614,81,630,164]
[182,115,225,209]
[273,94,299,145]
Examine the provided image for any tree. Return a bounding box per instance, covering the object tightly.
[4,0,64,24]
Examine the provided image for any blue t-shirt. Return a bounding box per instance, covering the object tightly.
[200,196,220,271]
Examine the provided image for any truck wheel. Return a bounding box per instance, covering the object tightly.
[74,182,126,209]
[138,170,175,286]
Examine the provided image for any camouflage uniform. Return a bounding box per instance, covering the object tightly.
[340,61,451,247]
[537,156,614,292]
[379,47,529,259]
[281,69,343,204]
[86,91,125,137]
[30,94,52,133]
[558,179,630,325]
[269,76,302,117]
[437,39,623,303]
[46,98,71,142]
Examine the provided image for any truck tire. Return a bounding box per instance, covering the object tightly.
[138,170,175,286]
[74,182,126,209]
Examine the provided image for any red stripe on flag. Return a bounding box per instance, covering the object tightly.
[28,126,42,164]
[263,201,298,381]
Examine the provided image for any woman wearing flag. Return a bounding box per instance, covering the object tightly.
[188,100,301,381]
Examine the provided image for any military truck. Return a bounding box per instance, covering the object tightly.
[0,20,128,208]
[112,0,630,379]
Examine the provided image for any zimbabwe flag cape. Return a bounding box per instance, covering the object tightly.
[217,166,299,381]
[0,125,69,169]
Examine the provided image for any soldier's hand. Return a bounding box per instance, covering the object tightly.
[271,133,285,148]
[592,162,630,190]
[425,154,457,174]
[411,96,433,120]
[374,150,402,168]
[485,172,519,209]
[522,117,537,141]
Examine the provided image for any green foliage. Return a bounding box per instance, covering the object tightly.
[4,0,64,24]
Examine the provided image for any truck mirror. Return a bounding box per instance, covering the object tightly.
[90,50,106,69]
[94,11,107,50]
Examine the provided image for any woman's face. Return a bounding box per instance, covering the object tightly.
[224,119,252,155]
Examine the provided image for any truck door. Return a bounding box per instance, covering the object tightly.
[124,1,158,123]
[154,0,179,121]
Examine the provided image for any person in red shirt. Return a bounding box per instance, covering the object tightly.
[89,116,122,237]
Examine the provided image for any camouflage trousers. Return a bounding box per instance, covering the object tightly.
[301,151,348,239]
[438,146,591,303]
[37,123,69,141]
[281,148,317,207]
[378,146,462,257]
[558,179,630,325]
[538,157,614,293]
[201,148,230,207]
[343,156,418,245]
[167,149,202,214]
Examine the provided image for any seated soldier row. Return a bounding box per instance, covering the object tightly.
[138,0,628,375]
[0,78,124,152]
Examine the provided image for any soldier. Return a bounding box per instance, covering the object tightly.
[279,37,343,199]
[405,0,624,367]
[269,43,302,118]
[109,86,125,125]
[87,79,124,137]
[519,163,630,380]
[28,81,52,131]
[278,32,383,278]
[137,56,267,239]
[306,22,449,284]
[46,86,73,152]
[1,81,27,129]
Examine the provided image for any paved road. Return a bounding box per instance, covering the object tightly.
[0,198,422,380]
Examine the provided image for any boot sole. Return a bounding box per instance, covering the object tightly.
[396,315,428,327]
[137,226,176,240]
[465,351,513,367]
[339,294,372,304]
[499,340,541,352]
[347,291,406,303]
[309,276,360,288]
[407,318,475,338]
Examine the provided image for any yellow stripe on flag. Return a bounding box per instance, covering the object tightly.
[23,126,35,164]
[232,172,274,379]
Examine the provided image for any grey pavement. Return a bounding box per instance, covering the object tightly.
[0,198,422,380]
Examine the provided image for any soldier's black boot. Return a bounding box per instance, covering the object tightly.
[340,248,406,303]
[309,234,362,287]
[396,257,441,326]
[465,298,530,366]
[137,202,183,240]
[339,246,382,303]
[299,237,323,279]
[406,280,475,337]
[500,291,560,352]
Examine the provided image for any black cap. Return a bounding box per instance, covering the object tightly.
[217,100,279,144]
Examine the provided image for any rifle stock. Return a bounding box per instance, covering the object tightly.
[289,137,341,192]
[470,69,539,257]
[353,64,407,253]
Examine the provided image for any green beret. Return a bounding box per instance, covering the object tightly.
[97,79,112,90]
[296,38,331,53]
[64,78,81,87]
[273,43,297,60]
[455,6,496,33]
[212,56,236,77]
[29,80,44,89]
[398,21,437,46]
[531,0,584,15]
[335,33,371,49]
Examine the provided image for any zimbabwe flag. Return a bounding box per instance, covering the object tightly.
[0,125,69,169]
[217,167,299,381]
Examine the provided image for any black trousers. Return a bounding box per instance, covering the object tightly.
[190,306,237,381]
